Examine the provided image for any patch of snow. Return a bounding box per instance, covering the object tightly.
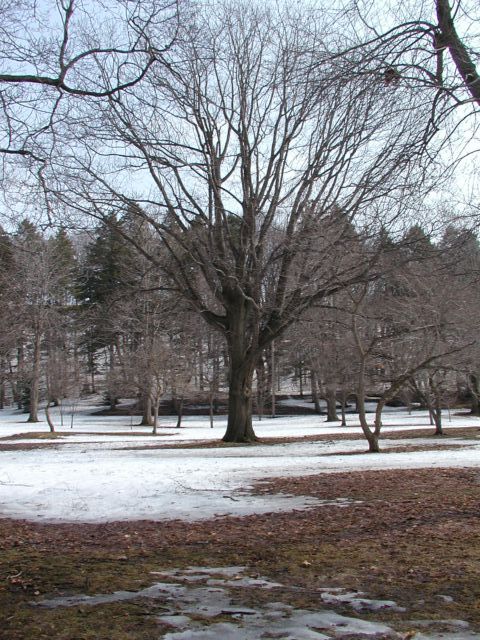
[437,595,456,603]
[1,403,479,443]
[412,634,479,640]
[1,405,480,523]
[157,614,191,629]
[410,619,469,629]
[162,621,332,640]
[35,582,187,609]
[319,589,406,612]
[160,566,246,577]
[404,619,478,639]
[206,577,283,588]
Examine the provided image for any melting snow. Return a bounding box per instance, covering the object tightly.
[31,566,480,638]
[0,404,479,523]
[319,589,406,612]
[34,566,403,639]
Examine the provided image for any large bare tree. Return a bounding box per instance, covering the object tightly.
[47,3,445,441]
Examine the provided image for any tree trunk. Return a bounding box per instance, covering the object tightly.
[139,392,153,426]
[108,393,117,412]
[209,390,214,428]
[310,369,322,414]
[369,398,385,453]
[325,386,339,422]
[222,307,258,442]
[0,363,5,409]
[175,397,184,428]
[470,391,480,416]
[433,390,443,435]
[340,389,347,427]
[223,360,257,442]
[198,337,204,391]
[45,400,56,433]
[469,374,480,416]
[357,365,380,453]
[28,326,41,423]
[8,373,16,407]
[270,341,276,418]
[255,355,266,420]
[16,344,24,409]
[152,399,159,435]
[433,407,443,434]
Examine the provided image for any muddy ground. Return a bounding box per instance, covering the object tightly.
[1,435,479,639]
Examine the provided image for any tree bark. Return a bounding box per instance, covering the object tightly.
[325,386,339,422]
[152,399,159,435]
[175,397,184,428]
[198,338,204,391]
[209,390,214,428]
[436,0,480,107]
[340,389,348,427]
[357,365,380,453]
[310,370,322,414]
[28,325,41,423]
[370,398,385,453]
[139,392,153,426]
[222,306,258,442]
[433,403,443,435]
[432,382,443,435]
[0,361,5,409]
[45,400,55,433]
[469,373,480,416]
[255,355,266,419]
[15,344,24,409]
[223,358,257,442]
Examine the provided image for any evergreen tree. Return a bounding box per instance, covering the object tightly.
[48,228,77,303]
[78,215,136,307]
[76,215,138,403]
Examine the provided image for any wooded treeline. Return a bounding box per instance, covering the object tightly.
[1,216,479,451]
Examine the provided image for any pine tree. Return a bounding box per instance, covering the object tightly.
[48,227,77,304]
[76,215,138,404]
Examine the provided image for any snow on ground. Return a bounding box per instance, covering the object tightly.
[33,566,478,640]
[0,400,476,442]
[0,402,479,523]
[35,566,404,638]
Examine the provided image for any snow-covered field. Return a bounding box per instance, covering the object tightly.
[0,402,479,523]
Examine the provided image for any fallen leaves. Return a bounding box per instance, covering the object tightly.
[1,467,480,638]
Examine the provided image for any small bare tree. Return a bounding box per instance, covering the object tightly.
[349,233,469,452]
